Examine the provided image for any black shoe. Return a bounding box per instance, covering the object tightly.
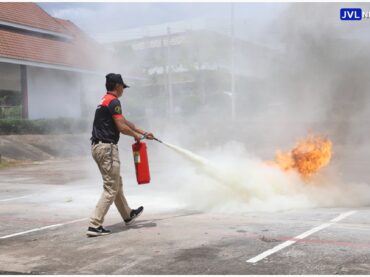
[124,206,144,225]
[86,226,111,237]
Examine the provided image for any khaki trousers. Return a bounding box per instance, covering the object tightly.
[89,143,132,228]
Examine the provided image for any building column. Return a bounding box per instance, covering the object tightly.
[20,65,28,119]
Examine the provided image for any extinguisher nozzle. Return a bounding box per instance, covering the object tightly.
[154,137,163,143]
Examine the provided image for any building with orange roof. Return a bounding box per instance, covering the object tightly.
[0,3,110,119]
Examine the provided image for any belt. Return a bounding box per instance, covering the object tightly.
[91,139,116,145]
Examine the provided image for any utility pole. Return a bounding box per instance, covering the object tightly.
[230,3,236,122]
[166,26,174,117]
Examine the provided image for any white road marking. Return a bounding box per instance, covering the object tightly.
[0,218,87,239]
[246,210,357,264]
[330,210,357,222]
[0,195,33,202]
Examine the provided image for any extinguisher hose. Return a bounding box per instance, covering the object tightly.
[153,137,163,143]
[138,133,163,143]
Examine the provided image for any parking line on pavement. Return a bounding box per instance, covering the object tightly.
[0,218,87,240]
[246,210,358,264]
[0,195,33,202]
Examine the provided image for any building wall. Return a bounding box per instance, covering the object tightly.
[27,66,82,119]
[79,73,106,118]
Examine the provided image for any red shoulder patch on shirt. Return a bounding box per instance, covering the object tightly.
[100,93,117,107]
[112,114,123,119]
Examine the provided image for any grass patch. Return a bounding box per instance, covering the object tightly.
[0,118,90,135]
[0,159,28,169]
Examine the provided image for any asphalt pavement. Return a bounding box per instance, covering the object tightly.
[0,158,369,274]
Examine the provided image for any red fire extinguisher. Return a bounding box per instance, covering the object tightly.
[132,141,150,185]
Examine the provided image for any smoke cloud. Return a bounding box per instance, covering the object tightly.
[156,142,370,213]
[27,3,370,213]
[140,3,370,212]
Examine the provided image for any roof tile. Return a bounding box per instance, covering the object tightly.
[0,3,67,34]
[0,3,109,71]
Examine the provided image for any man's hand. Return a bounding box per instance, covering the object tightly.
[144,132,154,140]
[134,133,142,142]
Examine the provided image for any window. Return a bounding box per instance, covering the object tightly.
[0,63,22,119]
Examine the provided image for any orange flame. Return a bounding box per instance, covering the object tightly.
[273,135,332,179]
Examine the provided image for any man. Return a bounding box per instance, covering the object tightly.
[87,73,154,237]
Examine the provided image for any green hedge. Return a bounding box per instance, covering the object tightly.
[0,106,22,119]
[0,118,91,135]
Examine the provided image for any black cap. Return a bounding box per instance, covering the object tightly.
[105,73,130,88]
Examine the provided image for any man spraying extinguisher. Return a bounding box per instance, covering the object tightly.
[87,73,154,237]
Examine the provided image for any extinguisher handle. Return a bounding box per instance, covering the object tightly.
[136,133,147,142]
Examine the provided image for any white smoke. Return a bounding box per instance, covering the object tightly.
[157,141,370,213]
[26,3,370,215]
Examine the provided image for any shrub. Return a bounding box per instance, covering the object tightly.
[0,118,91,135]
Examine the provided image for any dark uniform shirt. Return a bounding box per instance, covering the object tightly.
[91,92,123,144]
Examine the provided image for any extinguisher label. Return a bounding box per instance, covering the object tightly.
[133,151,140,163]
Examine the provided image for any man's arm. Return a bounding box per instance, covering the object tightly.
[124,117,154,140]
[108,99,142,140]
[124,118,145,135]
[113,117,142,141]
[108,99,154,140]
